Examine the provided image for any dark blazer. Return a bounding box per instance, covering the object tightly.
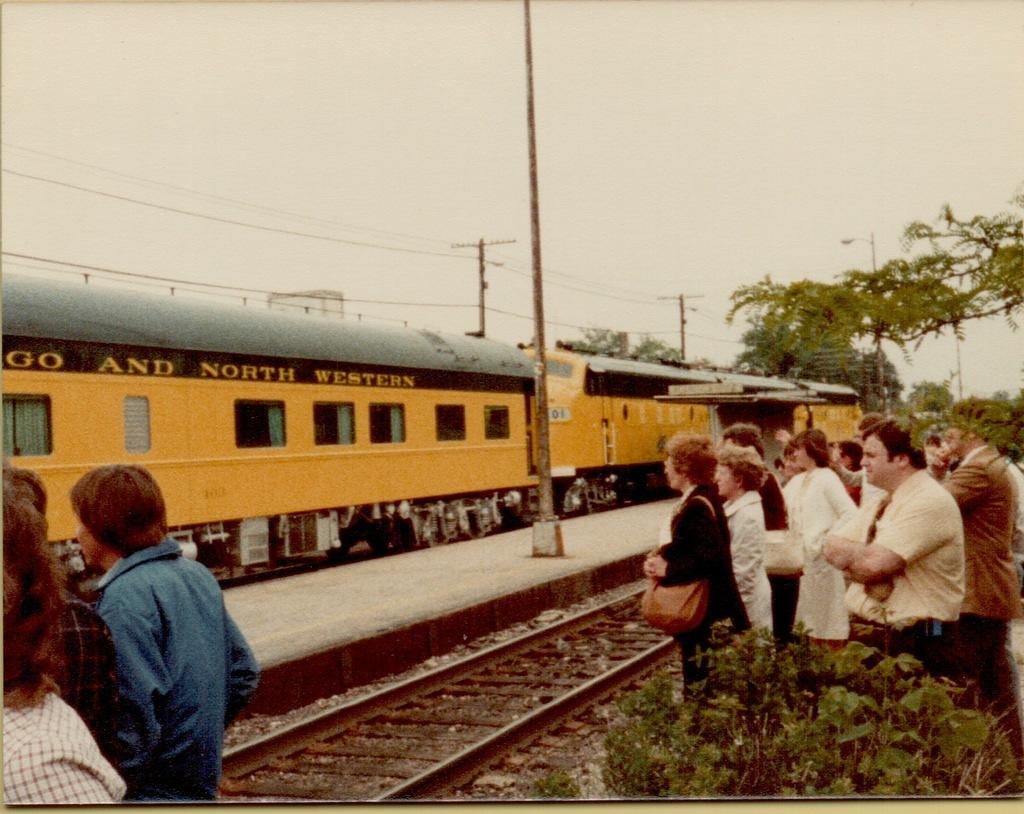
[659,484,750,635]
[759,473,788,531]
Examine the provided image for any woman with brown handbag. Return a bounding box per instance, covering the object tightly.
[643,433,750,693]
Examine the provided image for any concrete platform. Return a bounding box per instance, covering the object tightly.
[224,499,673,715]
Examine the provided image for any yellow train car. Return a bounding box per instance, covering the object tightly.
[5,274,862,583]
[3,275,536,579]
[538,348,711,509]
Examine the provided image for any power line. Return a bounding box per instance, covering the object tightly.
[1,141,460,249]
[3,169,477,261]
[1,252,474,308]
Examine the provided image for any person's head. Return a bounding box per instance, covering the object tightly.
[944,398,995,459]
[782,440,803,479]
[721,423,765,459]
[3,479,63,708]
[714,444,767,502]
[71,465,168,566]
[924,431,951,469]
[3,463,48,515]
[862,418,926,492]
[838,439,863,471]
[790,428,830,470]
[664,432,717,491]
[855,412,885,441]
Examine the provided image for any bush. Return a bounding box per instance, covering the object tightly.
[603,624,1024,797]
[532,770,581,799]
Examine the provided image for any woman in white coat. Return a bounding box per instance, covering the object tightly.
[715,444,774,633]
[784,429,857,647]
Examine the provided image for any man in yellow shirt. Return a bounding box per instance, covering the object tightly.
[824,418,964,680]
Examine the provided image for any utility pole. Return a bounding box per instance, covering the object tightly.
[451,238,515,337]
[658,293,703,360]
[523,0,562,557]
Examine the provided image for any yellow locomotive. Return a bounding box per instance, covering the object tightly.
[3,274,860,581]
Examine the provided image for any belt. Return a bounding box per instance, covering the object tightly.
[858,618,950,638]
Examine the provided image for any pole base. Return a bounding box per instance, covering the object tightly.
[531,518,564,557]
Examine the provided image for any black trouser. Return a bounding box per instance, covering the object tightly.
[955,614,1024,764]
[768,574,799,644]
[675,624,713,693]
[850,617,959,683]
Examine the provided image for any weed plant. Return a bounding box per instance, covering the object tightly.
[602,624,1024,798]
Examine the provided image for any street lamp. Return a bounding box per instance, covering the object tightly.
[840,231,886,411]
[840,232,877,273]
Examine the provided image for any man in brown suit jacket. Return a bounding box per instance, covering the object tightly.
[944,414,1023,762]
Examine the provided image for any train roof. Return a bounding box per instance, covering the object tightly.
[2,275,535,381]
[580,353,859,404]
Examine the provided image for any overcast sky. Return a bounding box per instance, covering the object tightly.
[3,1,1023,398]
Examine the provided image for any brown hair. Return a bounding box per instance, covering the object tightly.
[863,418,926,470]
[721,422,765,458]
[3,482,63,708]
[665,432,717,485]
[792,428,830,468]
[71,464,168,555]
[716,444,768,492]
[4,463,48,515]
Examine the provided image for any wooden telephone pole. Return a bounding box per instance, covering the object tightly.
[451,238,515,337]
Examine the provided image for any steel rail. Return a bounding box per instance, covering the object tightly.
[222,586,646,779]
[377,636,676,800]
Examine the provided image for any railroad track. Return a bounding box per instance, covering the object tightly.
[220,589,675,801]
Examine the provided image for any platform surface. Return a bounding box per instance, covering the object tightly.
[224,498,673,668]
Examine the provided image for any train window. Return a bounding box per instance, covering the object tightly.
[2,395,52,457]
[123,396,151,453]
[484,405,510,439]
[435,404,466,441]
[314,402,355,445]
[235,400,286,448]
[370,403,405,444]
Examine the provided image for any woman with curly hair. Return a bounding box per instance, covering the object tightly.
[3,481,125,804]
[644,432,750,691]
[715,444,773,633]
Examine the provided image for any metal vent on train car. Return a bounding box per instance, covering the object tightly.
[283,511,337,557]
[238,518,270,566]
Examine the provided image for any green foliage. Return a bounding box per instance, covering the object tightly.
[906,380,955,416]
[566,327,683,364]
[734,319,903,410]
[532,770,581,799]
[728,189,1023,410]
[602,626,1023,798]
[946,394,1024,462]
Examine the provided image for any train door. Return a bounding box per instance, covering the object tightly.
[596,373,616,466]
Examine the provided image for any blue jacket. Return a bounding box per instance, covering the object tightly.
[96,538,260,801]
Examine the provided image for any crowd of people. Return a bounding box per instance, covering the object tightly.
[644,404,1024,765]
[3,462,260,804]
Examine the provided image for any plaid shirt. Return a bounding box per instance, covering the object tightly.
[3,693,126,804]
[59,596,122,769]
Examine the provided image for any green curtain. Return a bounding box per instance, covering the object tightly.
[268,404,285,447]
[2,397,50,456]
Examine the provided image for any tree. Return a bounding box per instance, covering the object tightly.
[733,319,901,411]
[567,328,683,364]
[905,380,954,415]
[568,327,629,358]
[729,189,1024,412]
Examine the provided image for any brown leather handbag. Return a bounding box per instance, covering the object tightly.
[641,578,710,634]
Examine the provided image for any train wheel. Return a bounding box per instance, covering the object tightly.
[440,503,460,543]
[414,509,440,547]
